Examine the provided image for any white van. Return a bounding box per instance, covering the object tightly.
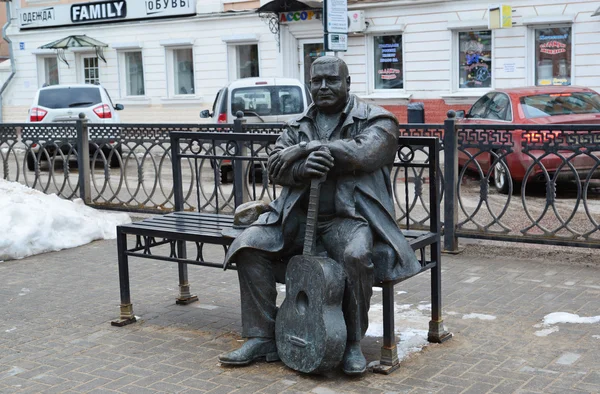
[200,77,311,124]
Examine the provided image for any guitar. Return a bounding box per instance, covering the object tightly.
[275,152,347,374]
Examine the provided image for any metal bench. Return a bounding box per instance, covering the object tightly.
[112,130,451,374]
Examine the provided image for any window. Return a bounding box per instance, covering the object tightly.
[236,45,259,79]
[83,56,99,84]
[124,51,145,96]
[520,92,600,118]
[373,35,403,90]
[230,86,304,117]
[458,30,492,89]
[228,44,259,80]
[38,56,59,87]
[467,92,512,121]
[534,27,571,86]
[38,87,102,109]
[173,48,194,95]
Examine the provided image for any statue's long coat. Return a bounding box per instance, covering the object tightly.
[224,95,420,282]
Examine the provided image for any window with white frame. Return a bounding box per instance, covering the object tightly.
[82,55,100,84]
[533,26,572,86]
[228,44,259,80]
[458,30,492,89]
[170,47,194,95]
[38,56,59,87]
[122,51,145,96]
[373,35,403,90]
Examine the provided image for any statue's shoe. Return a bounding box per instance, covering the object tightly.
[219,337,279,366]
[342,341,367,375]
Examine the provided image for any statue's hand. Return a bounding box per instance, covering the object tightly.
[298,149,334,179]
[269,141,323,180]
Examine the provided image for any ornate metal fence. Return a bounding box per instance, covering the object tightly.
[401,113,600,250]
[2,113,600,249]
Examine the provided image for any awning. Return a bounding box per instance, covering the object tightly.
[39,35,108,67]
[256,0,322,14]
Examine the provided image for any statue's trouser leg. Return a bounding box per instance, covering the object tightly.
[321,218,374,342]
[235,249,285,338]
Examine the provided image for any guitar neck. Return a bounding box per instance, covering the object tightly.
[302,177,324,256]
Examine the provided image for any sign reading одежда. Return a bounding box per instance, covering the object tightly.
[18,0,195,29]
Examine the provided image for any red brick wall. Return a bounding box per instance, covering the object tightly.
[383,99,471,124]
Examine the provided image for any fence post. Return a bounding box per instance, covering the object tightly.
[76,113,91,204]
[232,111,248,207]
[443,110,459,252]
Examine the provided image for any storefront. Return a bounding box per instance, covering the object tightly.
[2,0,273,122]
[272,0,600,122]
[2,0,600,123]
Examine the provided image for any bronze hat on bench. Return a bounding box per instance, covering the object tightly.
[221,200,273,239]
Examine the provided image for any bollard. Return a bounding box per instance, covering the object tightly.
[443,110,459,253]
[76,113,91,204]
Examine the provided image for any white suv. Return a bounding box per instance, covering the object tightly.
[26,84,124,170]
[200,77,311,124]
[28,84,124,123]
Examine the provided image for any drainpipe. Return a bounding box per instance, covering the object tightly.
[0,1,16,123]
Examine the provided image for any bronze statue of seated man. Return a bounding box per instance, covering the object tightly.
[219,56,420,375]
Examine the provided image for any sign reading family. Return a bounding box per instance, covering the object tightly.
[19,0,195,29]
[71,1,126,23]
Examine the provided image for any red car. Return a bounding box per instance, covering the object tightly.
[455,86,600,193]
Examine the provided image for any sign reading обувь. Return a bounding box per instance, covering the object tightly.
[18,0,195,29]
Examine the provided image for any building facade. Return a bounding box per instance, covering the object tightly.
[2,0,600,123]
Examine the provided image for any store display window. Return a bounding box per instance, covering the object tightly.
[458,30,492,89]
[534,27,571,86]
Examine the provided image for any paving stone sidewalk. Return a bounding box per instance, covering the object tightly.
[1,239,599,394]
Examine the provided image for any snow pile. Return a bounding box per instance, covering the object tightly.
[462,313,497,321]
[534,312,600,337]
[0,180,131,261]
[366,302,430,362]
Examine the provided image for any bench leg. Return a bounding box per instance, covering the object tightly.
[175,240,198,305]
[372,282,401,374]
[112,229,137,327]
[428,242,452,343]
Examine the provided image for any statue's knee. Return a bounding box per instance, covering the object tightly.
[343,244,372,268]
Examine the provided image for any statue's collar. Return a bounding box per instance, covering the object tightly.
[290,95,367,126]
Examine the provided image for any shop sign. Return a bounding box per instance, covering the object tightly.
[279,10,321,23]
[71,1,126,23]
[19,0,195,29]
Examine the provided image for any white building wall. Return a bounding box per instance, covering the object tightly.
[2,0,600,122]
[3,7,273,122]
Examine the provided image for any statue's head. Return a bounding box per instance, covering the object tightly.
[310,56,351,114]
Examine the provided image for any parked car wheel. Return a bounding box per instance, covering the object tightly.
[26,152,35,171]
[493,158,520,194]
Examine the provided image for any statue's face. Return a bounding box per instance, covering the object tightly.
[310,61,350,114]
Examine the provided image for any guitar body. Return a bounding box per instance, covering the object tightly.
[275,254,347,374]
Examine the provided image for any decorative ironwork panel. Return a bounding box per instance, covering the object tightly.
[399,125,445,148]
[454,124,600,248]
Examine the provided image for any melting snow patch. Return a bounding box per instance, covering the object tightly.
[366,302,430,362]
[542,312,600,326]
[18,288,30,296]
[396,290,407,295]
[0,180,131,260]
[534,326,559,337]
[555,352,581,365]
[533,312,600,337]
[462,313,496,321]
[593,335,600,340]
[417,303,431,311]
[276,284,286,293]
